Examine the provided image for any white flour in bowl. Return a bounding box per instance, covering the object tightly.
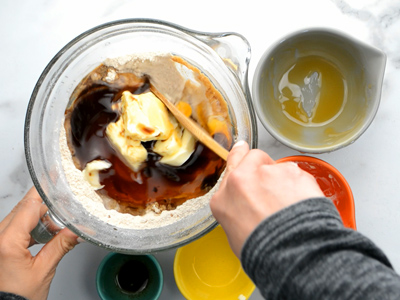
[59,53,227,229]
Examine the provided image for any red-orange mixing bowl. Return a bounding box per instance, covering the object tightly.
[276,156,356,229]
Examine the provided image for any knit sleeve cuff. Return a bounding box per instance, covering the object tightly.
[240,197,342,287]
[0,292,29,300]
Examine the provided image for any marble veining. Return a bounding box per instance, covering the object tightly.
[1,0,400,299]
[333,0,400,68]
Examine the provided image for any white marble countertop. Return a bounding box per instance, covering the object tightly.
[1,0,400,299]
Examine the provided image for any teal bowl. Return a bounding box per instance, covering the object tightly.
[96,252,163,300]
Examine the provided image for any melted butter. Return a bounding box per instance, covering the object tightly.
[277,55,347,127]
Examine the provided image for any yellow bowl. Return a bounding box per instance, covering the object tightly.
[174,226,255,299]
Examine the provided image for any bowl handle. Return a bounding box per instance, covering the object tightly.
[31,210,65,244]
[193,32,251,89]
[193,30,258,150]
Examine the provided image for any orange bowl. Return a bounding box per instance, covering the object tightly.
[276,156,356,229]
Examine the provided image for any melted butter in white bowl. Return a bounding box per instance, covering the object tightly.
[277,55,347,127]
[253,28,386,153]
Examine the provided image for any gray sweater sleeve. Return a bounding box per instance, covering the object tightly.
[0,292,28,300]
[241,197,400,300]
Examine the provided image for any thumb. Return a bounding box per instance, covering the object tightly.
[34,228,79,274]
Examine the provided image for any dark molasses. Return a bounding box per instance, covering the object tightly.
[116,260,149,294]
[64,65,230,214]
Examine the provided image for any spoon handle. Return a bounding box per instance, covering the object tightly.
[150,86,229,161]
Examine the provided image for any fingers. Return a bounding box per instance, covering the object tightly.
[0,188,39,232]
[9,188,45,232]
[231,147,275,178]
[1,188,47,247]
[227,141,275,171]
[219,141,276,191]
[219,141,250,190]
[227,140,250,171]
[274,162,324,195]
[35,228,79,274]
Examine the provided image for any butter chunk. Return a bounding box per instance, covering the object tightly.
[153,127,196,166]
[106,90,196,170]
[82,160,112,190]
[106,120,147,171]
[121,91,173,141]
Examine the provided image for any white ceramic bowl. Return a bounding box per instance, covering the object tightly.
[252,28,386,153]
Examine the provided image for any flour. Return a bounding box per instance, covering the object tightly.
[104,52,186,104]
[59,53,225,230]
[60,125,222,229]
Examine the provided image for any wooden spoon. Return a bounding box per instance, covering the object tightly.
[150,86,229,161]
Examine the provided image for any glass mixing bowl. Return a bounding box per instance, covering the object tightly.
[25,19,257,253]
